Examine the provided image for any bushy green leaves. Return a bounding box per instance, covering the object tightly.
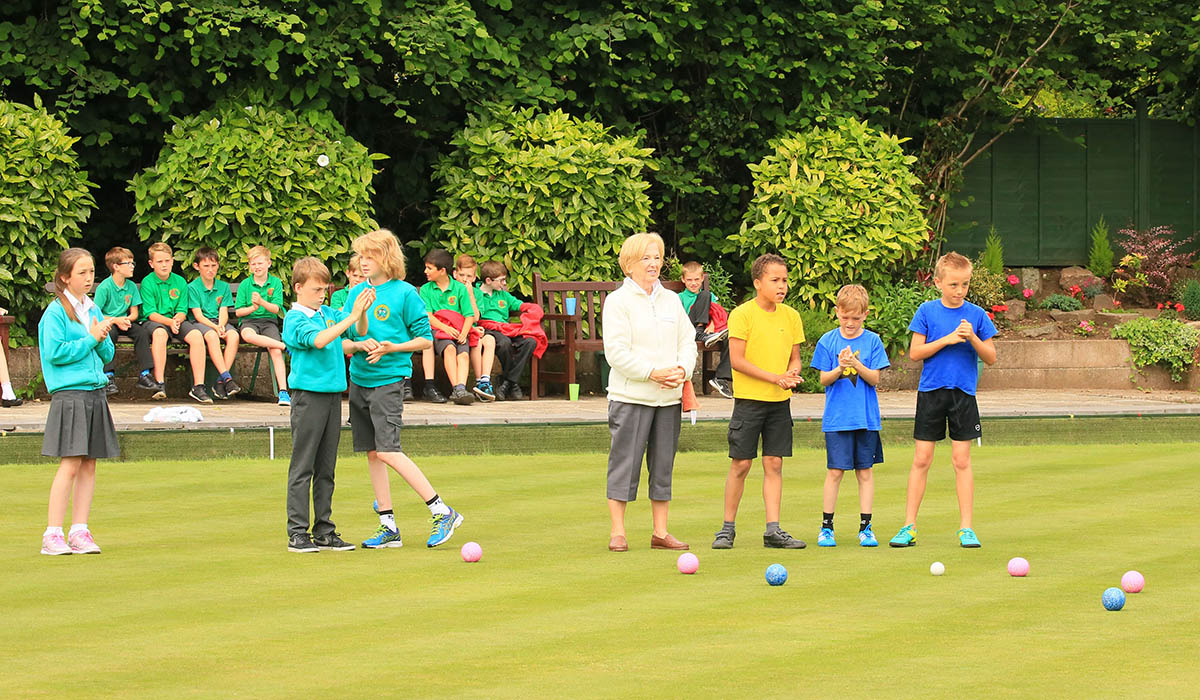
[431,107,655,296]
[732,118,927,309]
[0,97,95,342]
[868,280,939,359]
[1112,316,1199,382]
[967,257,1008,310]
[130,96,383,278]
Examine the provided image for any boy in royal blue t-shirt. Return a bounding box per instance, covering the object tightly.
[811,284,889,548]
[890,252,997,549]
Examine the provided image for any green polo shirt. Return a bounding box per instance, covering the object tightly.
[140,272,189,318]
[418,279,475,317]
[93,276,142,318]
[188,277,233,321]
[235,274,284,319]
[329,287,349,311]
[475,288,524,323]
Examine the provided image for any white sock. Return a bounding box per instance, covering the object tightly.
[1,382,14,400]
[69,523,89,535]
[428,497,450,517]
[44,527,63,537]
[379,513,396,531]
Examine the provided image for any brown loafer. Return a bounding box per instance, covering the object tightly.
[650,533,689,550]
[608,535,628,552]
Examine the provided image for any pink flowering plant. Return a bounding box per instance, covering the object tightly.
[1075,320,1096,337]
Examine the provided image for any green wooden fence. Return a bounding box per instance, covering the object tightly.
[946,116,1200,266]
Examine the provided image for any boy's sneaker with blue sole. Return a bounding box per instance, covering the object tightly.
[889,524,917,547]
[958,527,981,548]
[859,526,878,547]
[362,524,403,549]
[818,528,836,547]
[426,508,464,548]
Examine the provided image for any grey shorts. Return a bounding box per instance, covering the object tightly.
[240,317,281,341]
[433,337,469,355]
[143,320,199,343]
[728,398,793,459]
[349,379,406,453]
[606,400,681,502]
[183,320,237,338]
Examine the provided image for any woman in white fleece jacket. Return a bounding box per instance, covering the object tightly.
[602,233,698,553]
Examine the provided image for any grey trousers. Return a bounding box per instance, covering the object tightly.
[606,400,682,502]
[287,389,342,537]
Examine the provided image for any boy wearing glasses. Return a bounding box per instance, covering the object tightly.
[93,246,156,395]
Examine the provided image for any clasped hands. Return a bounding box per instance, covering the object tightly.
[649,366,688,390]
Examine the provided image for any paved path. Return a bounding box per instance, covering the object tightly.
[2,389,1199,434]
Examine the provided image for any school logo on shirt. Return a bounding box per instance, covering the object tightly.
[326,319,336,328]
[169,289,180,299]
[124,294,131,305]
[374,305,390,321]
[497,299,507,309]
[448,295,457,306]
[216,295,223,303]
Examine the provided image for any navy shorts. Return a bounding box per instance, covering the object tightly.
[824,429,883,470]
[913,388,982,442]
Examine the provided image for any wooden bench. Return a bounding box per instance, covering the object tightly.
[529,272,721,400]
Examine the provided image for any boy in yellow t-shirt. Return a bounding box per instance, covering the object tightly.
[712,254,807,550]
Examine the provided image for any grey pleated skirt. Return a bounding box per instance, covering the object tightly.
[41,388,120,459]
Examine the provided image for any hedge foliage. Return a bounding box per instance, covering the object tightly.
[130,96,384,277]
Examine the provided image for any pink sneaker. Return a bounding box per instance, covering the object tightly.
[41,532,71,556]
[68,529,102,554]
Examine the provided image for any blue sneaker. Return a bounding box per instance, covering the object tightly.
[889,524,917,547]
[958,527,981,548]
[426,508,464,548]
[361,524,403,549]
[817,528,836,547]
[278,390,291,406]
[372,499,379,514]
[859,526,878,547]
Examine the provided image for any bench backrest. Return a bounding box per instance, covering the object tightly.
[531,272,705,349]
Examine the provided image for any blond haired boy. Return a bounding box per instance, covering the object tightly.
[234,245,290,405]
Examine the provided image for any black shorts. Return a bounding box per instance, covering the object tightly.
[240,317,281,341]
[913,388,982,442]
[728,398,793,459]
[349,379,405,453]
[433,337,469,355]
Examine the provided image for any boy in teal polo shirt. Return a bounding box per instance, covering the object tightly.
[281,257,373,553]
[476,260,538,401]
[93,246,154,395]
[187,247,242,400]
[418,248,477,405]
[234,245,290,405]
[140,242,210,403]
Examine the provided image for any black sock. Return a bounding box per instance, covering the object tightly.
[379,509,394,516]
[424,494,439,507]
[860,513,872,532]
[721,520,735,532]
[822,512,834,531]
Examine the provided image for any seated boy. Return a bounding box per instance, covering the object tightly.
[680,261,733,399]
[418,249,477,405]
[139,242,211,403]
[475,260,540,401]
[234,245,290,406]
[187,247,242,400]
[93,246,155,395]
[329,253,365,311]
[453,254,496,401]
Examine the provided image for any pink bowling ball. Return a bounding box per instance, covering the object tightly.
[677,552,699,575]
[460,541,482,562]
[1007,557,1030,577]
[1121,570,1144,593]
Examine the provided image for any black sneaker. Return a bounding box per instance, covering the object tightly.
[451,385,475,405]
[313,532,356,551]
[105,379,118,396]
[136,373,158,391]
[287,533,319,553]
[188,384,213,404]
[1,396,23,408]
[402,378,414,402]
[703,328,728,348]
[152,381,167,400]
[709,378,734,399]
[223,378,242,398]
[494,381,508,401]
[763,529,806,549]
[424,383,447,404]
[504,381,525,401]
[712,528,735,549]
[211,381,229,400]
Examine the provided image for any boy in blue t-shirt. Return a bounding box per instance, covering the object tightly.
[890,252,997,549]
[810,285,889,548]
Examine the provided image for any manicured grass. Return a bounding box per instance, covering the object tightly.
[2,443,1197,698]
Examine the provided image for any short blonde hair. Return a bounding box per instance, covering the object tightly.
[934,251,972,279]
[347,253,361,271]
[352,229,406,280]
[292,256,331,288]
[147,241,172,260]
[246,245,272,263]
[618,232,665,275]
[835,284,869,314]
[680,261,704,277]
[455,253,477,271]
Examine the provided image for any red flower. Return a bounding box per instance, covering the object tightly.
[987,312,995,320]
[1022,288,1033,299]
[1158,303,1164,309]
[1007,275,1020,285]
[1114,300,1122,307]
[1176,303,1185,312]
[992,304,1008,312]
